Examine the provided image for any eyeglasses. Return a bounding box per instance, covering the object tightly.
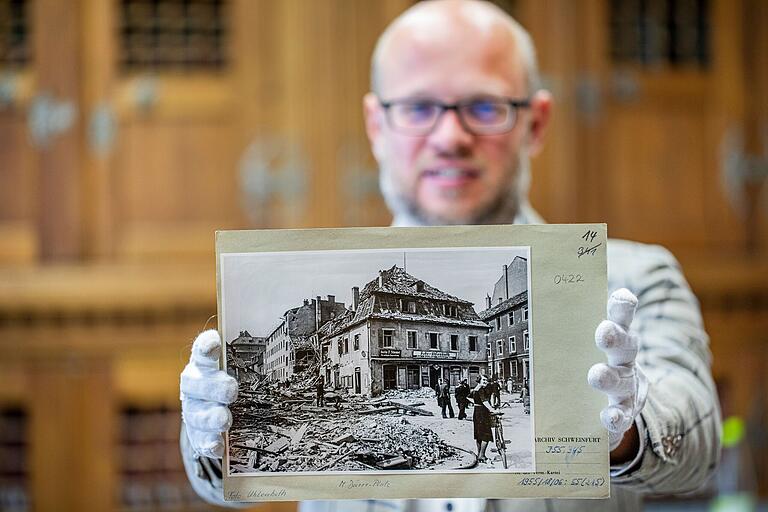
[379,96,531,136]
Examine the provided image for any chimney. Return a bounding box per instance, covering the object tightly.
[498,297,502,305]
[504,264,509,299]
[352,286,360,311]
[485,295,491,309]
[378,271,383,287]
[315,296,321,329]
[304,299,309,306]
[327,294,335,303]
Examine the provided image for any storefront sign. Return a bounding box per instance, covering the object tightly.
[379,348,401,357]
[412,350,458,360]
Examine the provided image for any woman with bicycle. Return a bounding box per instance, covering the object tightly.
[471,374,503,465]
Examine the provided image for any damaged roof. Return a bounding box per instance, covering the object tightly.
[320,266,490,339]
[360,265,472,304]
[478,290,528,320]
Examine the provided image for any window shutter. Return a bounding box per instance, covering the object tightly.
[378,329,383,347]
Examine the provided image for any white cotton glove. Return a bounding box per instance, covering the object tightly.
[180,329,239,458]
[588,288,649,451]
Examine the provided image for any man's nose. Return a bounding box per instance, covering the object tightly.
[428,109,474,153]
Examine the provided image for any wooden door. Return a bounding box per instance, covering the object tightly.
[577,0,757,255]
[79,0,409,263]
[0,0,82,263]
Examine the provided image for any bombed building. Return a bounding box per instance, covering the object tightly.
[226,331,266,382]
[318,265,490,396]
[264,296,347,382]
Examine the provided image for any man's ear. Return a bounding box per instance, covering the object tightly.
[363,92,385,160]
[526,89,553,156]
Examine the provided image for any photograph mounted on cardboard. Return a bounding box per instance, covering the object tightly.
[221,246,534,475]
[217,224,610,501]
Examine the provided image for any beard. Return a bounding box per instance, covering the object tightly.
[380,151,532,227]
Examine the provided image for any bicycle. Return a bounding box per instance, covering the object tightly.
[491,411,507,469]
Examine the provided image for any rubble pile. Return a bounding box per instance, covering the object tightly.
[380,387,438,401]
[350,417,456,468]
[228,375,459,473]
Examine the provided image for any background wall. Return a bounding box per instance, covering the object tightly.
[0,0,766,510]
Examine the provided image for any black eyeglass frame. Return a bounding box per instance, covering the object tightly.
[378,96,532,136]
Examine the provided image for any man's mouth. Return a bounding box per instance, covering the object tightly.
[422,167,480,188]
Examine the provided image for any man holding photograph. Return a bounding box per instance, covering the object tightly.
[179,0,720,510]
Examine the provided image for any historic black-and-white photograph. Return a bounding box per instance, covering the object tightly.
[220,247,534,475]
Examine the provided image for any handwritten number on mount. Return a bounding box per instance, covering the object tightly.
[579,230,601,258]
[582,230,598,243]
[577,243,601,258]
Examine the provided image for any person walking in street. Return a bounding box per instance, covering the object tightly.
[455,379,470,420]
[315,375,325,407]
[490,375,502,408]
[440,378,455,419]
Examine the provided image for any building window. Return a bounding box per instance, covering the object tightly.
[442,304,457,317]
[511,361,518,377]
[524,330,530,351]
[450,334,458,351]
[407,300,416,313]
[353,334,360,351]
[407,330,417,349]
[496,339,503,356]
[486,340,492,355]
[468,335,477,351]
[509,336,516,353]
[508,311,515,325]
[523,306,528,321]
[495,317,501,330]
[428,332,439,349]
[338,339,343,355]
[383,329,394,348]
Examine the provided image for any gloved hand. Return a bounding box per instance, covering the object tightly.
[588,288,649,451]
[180,329,239,458]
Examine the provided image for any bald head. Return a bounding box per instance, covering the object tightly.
[371,0,540,97]
[363,0,552,227]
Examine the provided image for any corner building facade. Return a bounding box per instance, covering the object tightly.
[319,265,490,396]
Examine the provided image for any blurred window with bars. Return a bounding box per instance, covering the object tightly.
[0,407,29,512]
[119,406,209,511]
[610,0,710,68]
[0,0,30,68]
[119,0,228,72]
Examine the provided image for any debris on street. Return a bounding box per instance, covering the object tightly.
[228,372,461,473]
